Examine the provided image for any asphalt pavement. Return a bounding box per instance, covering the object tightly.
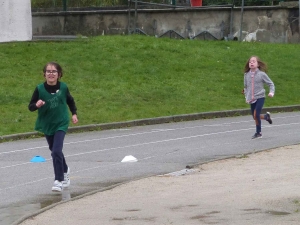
[0,106,299,225]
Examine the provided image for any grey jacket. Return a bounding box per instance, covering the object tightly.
[244,69,275,103]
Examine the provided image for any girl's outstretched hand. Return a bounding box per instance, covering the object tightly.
[268,93,274,97]
[72,114,78,124]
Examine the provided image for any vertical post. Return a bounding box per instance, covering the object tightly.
[134,0,137,33]
[239,0,244,41]
[229,0,234,39]
[63,0,67,11]
[128,0,131,35]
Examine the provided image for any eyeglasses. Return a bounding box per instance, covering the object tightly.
[45,70,58,74]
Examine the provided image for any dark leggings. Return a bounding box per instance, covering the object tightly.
[250,98,265,134]
[45,130,68,181]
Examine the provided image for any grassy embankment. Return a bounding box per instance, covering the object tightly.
[0,35,299,136]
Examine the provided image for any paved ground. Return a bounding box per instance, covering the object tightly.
[19,144,300,225]
[5,111,300,225]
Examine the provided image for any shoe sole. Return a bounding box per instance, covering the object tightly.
[62,180,70,188]
[52,187,63,192]
[252,134,262,139]
[266,112,272,124]
[252,136,262,139]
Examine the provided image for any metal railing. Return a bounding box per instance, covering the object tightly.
[31,0,287,12]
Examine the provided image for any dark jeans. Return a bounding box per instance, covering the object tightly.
[45,130,68,181]
[250,98,265,133]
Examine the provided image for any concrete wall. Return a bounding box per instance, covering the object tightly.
[32,5,300,43]
[0,0,32,43]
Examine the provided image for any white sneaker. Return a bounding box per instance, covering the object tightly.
[62,167,70,188]
[52,180,63,192]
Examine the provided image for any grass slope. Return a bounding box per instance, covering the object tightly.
[0,35,299,136]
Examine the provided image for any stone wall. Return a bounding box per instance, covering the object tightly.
[32,4,300,43]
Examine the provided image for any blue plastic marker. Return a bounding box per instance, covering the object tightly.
[30,155,46,163]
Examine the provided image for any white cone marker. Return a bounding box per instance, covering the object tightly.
[121,155,138,163]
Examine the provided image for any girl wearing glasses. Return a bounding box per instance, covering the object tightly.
[28,62,78,192]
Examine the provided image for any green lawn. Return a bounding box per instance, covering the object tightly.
[0,35,299,136]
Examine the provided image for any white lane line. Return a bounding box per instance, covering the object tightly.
[44,122,300,159]
[2,120,250,154]
[1,126,298,192]
[2,126,252,169]
[1,123,240,155]
[1,115,299,155]
[2,122,300,170]
[0,176,53,191]
[62,127,258,158]
[0,159,52,169]
[0,123,300,169]
[0,145,49,155]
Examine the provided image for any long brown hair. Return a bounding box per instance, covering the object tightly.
[244,56,268,73]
